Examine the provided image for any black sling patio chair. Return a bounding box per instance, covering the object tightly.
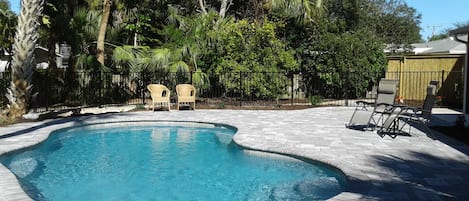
[378,81,439,137]
[346,79,399,130]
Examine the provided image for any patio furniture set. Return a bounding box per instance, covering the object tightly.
[147,84,196,111]
[346,79,439,137]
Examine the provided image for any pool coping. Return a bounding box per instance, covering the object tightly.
[0,107,468,200]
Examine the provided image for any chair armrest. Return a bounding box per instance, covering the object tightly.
[376,103,406,114]
[376,103,392,107]
[400,107,423,118]
[404,106,422,113]
[356,100,374,105]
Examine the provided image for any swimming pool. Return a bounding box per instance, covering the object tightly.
[0,122,347,201]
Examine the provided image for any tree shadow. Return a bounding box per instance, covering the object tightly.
[346,150,469,200]
[376,116,469,158]
[0,112,136,139]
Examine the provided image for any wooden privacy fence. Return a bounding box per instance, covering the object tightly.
[386,54,465,107]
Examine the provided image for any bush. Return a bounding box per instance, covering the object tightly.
[205,19,299,99]
[308,95,323,106]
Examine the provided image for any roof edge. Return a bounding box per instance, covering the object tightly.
[449,26,469,35]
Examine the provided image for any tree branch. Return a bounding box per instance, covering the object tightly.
[198,0,208,14]
[219,0,232,19]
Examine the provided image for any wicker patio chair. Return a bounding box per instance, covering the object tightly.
[147,84,171,111]
[176,84,196,110]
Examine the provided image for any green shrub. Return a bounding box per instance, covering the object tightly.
[308,95,323,106]
[206,19,299,99]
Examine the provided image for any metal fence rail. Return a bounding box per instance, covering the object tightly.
[386,70,464,108]
[0,70,463,112]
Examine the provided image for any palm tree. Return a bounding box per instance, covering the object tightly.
[70,6,101,70]
[7,0,43,118]
[270,0,322,24]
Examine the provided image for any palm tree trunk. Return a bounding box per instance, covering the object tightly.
[7,0,43,118]
[96,0,111,65]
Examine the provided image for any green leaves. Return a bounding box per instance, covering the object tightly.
[297,28,386,98]
[0,2,16,51]
[205,19,298,98]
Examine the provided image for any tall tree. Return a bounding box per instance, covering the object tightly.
[196,0,233,20]
[0,0,16,54]
[373,0,422,50]
[7,0,43,118]
[270,0,323,24]
[96,0,111,65]
[0,0,9,10]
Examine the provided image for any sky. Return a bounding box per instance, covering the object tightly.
[404,0,469,40]
[6,0,469,41]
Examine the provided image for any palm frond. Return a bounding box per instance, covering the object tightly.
[192,69,209,89]
[150,48,171,68]
[169,61,190,73]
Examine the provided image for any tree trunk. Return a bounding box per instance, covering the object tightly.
[198,0,207,14]
[47,39,57,72]
[7,0,43,118]
[96,0,111,66]
[219,0,231,19]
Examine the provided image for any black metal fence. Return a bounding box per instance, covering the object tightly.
[0,69,464,112]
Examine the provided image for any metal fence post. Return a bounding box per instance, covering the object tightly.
[99,71,103,107]
[441,69,445,86]
[141,71,145,105]
[190,71,193,85]
[345,69,349,106]
[45,70,49,111]
[291,73,294,106]
[239,72,242,107]
[80,71,85,107]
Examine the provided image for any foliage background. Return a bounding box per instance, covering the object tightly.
[1,0,425,108]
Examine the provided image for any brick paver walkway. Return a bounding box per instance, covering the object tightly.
[0,107,468,200]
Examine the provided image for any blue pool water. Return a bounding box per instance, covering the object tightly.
[0,123,346,201]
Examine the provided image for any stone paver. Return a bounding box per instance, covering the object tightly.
[0,107,468,200]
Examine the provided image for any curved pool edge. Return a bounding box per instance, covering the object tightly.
[231,136,364,200]
[231,138,349,187]
[0,110,369,201]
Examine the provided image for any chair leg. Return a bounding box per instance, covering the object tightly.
[421,120,435,138]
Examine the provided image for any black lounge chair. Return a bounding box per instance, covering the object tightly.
[346,79,399,130]
[378,81,439,137]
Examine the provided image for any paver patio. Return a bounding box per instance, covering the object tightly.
[0,107,468,201]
